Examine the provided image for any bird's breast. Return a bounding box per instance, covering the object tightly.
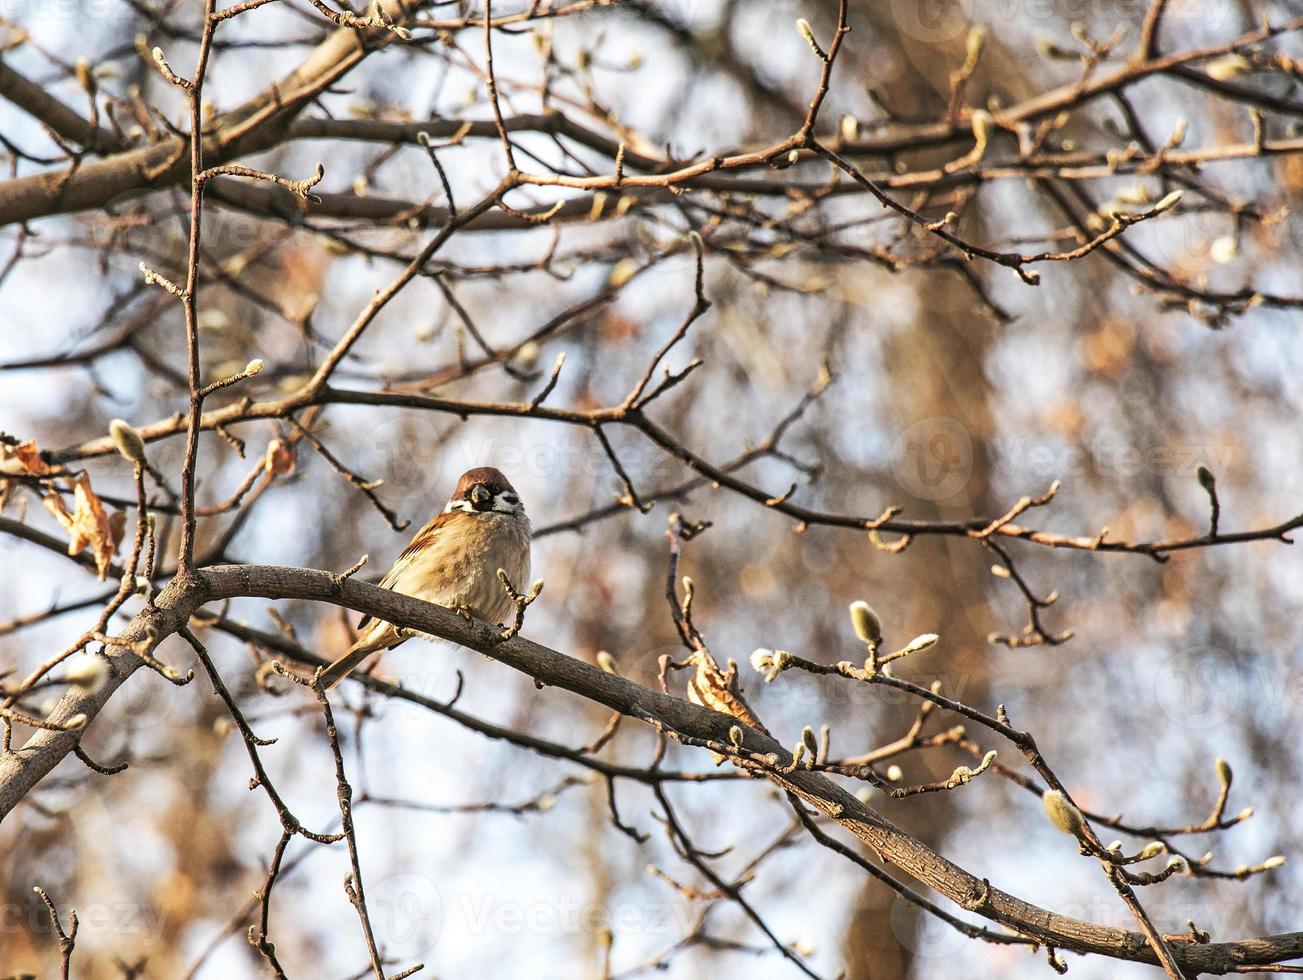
[388,513,531,625]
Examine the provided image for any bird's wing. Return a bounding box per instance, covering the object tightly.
[356,513,444,631]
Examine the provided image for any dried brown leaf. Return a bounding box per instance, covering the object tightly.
[264,438,297,477]
[43,473,118,579]
[2,439,50,476]
[686,652,765,732]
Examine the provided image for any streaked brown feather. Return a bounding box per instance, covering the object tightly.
[356,513,448,631]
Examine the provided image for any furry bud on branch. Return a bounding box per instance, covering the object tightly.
[1042,789,1087,838]
[64,653,108,692]
[902,633,939,654]
[1154,189,1184,214]
[795,19,826,61]
[848,601,883,647]
[1215,756,1232,786]
[109,419,147,464]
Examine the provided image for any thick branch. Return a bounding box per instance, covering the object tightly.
[0,59,119,151]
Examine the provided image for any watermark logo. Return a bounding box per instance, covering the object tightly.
[457,894,690,937]
[370,873,444,956]
[354,416,445,509]
[1153,645,1240,730]
[889,893,969,958]
[888,0,973,44]
[891,417,973,501]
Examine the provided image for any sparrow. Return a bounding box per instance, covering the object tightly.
[319,466,531,690]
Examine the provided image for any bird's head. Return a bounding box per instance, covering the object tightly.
[445,467,524,517]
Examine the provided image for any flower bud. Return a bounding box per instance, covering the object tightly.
[1215,756,1232,785]
[903,633,940,654]
[1042,789,1086,837]
[64,653,107,692]
[109,419,147,464]
[1210,236,1237,265]
[607,258,638,288]
[848,601,883,646]
[76,57,97,96]
[1154,189,1184,213]
[801,725,818,754]
[512,340,541,371]
[1205,54,1251,81]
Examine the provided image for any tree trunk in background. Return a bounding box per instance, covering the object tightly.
[837,6,1017,974]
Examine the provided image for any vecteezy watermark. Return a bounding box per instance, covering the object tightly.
[889,893,969,959]
[891,417,974,501]
[370,873,444,957]
[0,901,165,941]
[0,0,120,21]
[92,188,280,281]
[887,0,1228,45]
[891,415,1234,502]
[992,438,1233,481]
[444,437,673,483]
[1153,645,1241,730]
[363,879,696,948]
[1151,646,1303,731]
[457,894,693,937]
[355,415,446,507]
[750,670,980,712]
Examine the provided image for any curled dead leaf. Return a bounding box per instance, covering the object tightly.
[686,651,765,733]
[42,472,118,579]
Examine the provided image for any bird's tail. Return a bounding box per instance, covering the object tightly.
[319,632,387,691]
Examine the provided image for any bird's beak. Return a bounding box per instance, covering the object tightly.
[470,484,492,509]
